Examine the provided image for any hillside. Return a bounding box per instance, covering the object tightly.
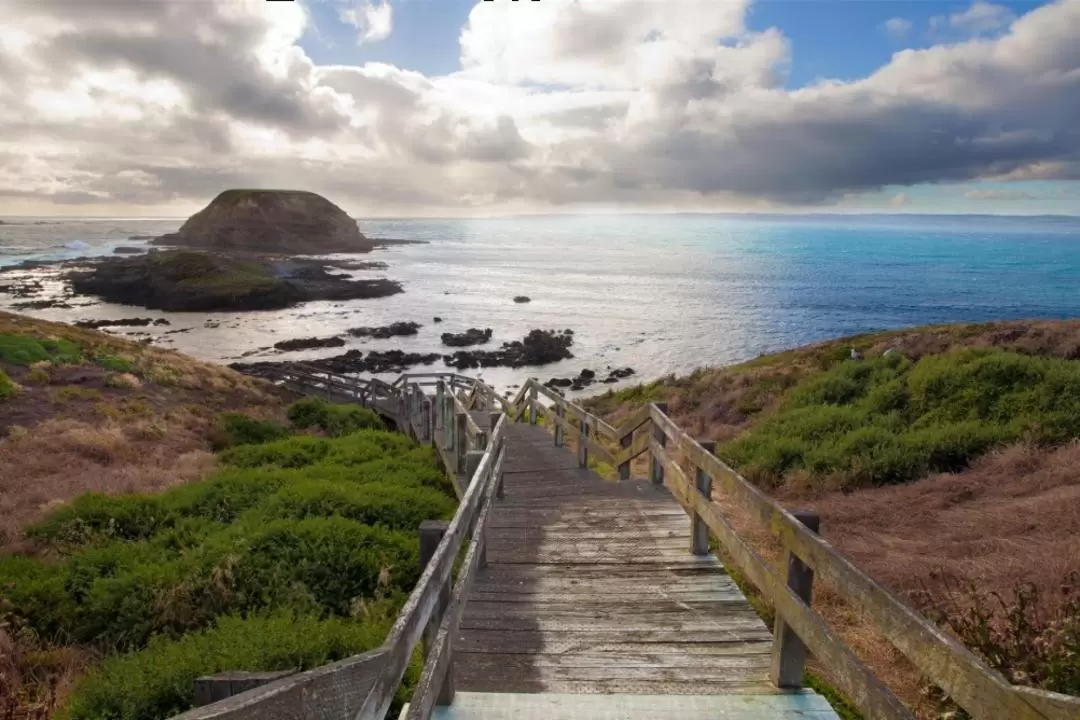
[585,319,1080,715]
[0,312,451,719]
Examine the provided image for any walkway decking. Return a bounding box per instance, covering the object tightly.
[453,419,782,696]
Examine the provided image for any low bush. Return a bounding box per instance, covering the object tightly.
[95,354,136,374]
[0,367,15,400]
[212,412,290,450]
[914,574,1080,716]
[61,610,413,720]
[287,397,384,436]
[220,435,331,468]
[0,333,51,364]
[723,349,1080,488]
[260,480,456,531]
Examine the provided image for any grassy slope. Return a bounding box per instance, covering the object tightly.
[585,319,1080,716]
[0,313,456,719]
[0,311,287,549]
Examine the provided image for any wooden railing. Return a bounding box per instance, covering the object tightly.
[189,369,1080,720]
[517,378,1080,720]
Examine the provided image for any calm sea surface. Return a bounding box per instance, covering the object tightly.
[2,213,1078,393]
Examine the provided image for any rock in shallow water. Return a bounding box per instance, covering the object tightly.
[347,322,421,339]
[273,336,346,352]
[441,328,492,347]
[444,329,573,369]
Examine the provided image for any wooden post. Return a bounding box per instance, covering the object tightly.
[435,381,444,430]
[770,510,820,689]
[529,385,538,425]
[445,398,455,452]
[692,440,716,556]
[424,398,433,444]
[554,403,564,446]
[618,432,632,481]
[650,402,668,485]
[455,412,468,476]
[419,520,454,705]
[464,450,488,568]
[578,418,588,468]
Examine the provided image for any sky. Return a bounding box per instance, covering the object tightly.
[0,0,1077,217]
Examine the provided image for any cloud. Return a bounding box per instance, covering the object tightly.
[0,0,1078,215]
[964,189,1037,201]
[890,192,910,207]
[930,1,1016,36]
[884,18,913,39]
[341,1,393,45]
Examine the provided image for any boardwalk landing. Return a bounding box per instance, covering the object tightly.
[433,416,838,718]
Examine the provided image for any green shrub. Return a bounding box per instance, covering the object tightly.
[0,368,15,400]
[28,493,169,547]
[723,350,1080,488]
[212,412,290,450]
[225,517,419,616]
[160,468,296,524]
[95,354,136,373]
[287,397,384,436]
[40,338,83,364]
[220,435,331,468]
[260,480,455,531]
[61,610,410,720]
[25,365,50,385]
[0,333,51,365]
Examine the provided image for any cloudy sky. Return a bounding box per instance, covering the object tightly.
[0,0,1077,217]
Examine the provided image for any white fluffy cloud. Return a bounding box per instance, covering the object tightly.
[341,1,393,45]
[0,0,1077,215]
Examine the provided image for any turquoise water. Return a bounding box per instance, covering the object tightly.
[1,213,1078,392]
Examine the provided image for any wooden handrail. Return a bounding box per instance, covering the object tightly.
[645,404,1078,720]
[354,412,506,720]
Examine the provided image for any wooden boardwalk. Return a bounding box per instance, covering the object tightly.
[453,417,780,696]
[191,370,1078,720]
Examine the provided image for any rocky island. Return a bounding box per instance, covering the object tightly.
[58,189,409,312]
[153,189,378,254]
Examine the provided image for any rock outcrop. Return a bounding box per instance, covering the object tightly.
[441,328,493,347]
[69,251,402,312]
[154,190,373,254]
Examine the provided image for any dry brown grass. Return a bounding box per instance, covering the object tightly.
[0,311,290,553]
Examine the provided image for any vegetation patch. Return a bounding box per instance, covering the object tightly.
[0,367,15,401]
[1,398,452,719]
[720,349,1080,490]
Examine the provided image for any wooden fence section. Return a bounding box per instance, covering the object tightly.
[187,369,1080,720]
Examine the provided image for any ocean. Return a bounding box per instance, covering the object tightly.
[2,213,1079,394]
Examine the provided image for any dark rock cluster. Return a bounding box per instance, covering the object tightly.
[347,322,421,339]
[444,329,573,370]
[273,336,346,352]
[545,366,636,391]
[441,328,492,347]
[75,317,170,329]
[233,348,441,376]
